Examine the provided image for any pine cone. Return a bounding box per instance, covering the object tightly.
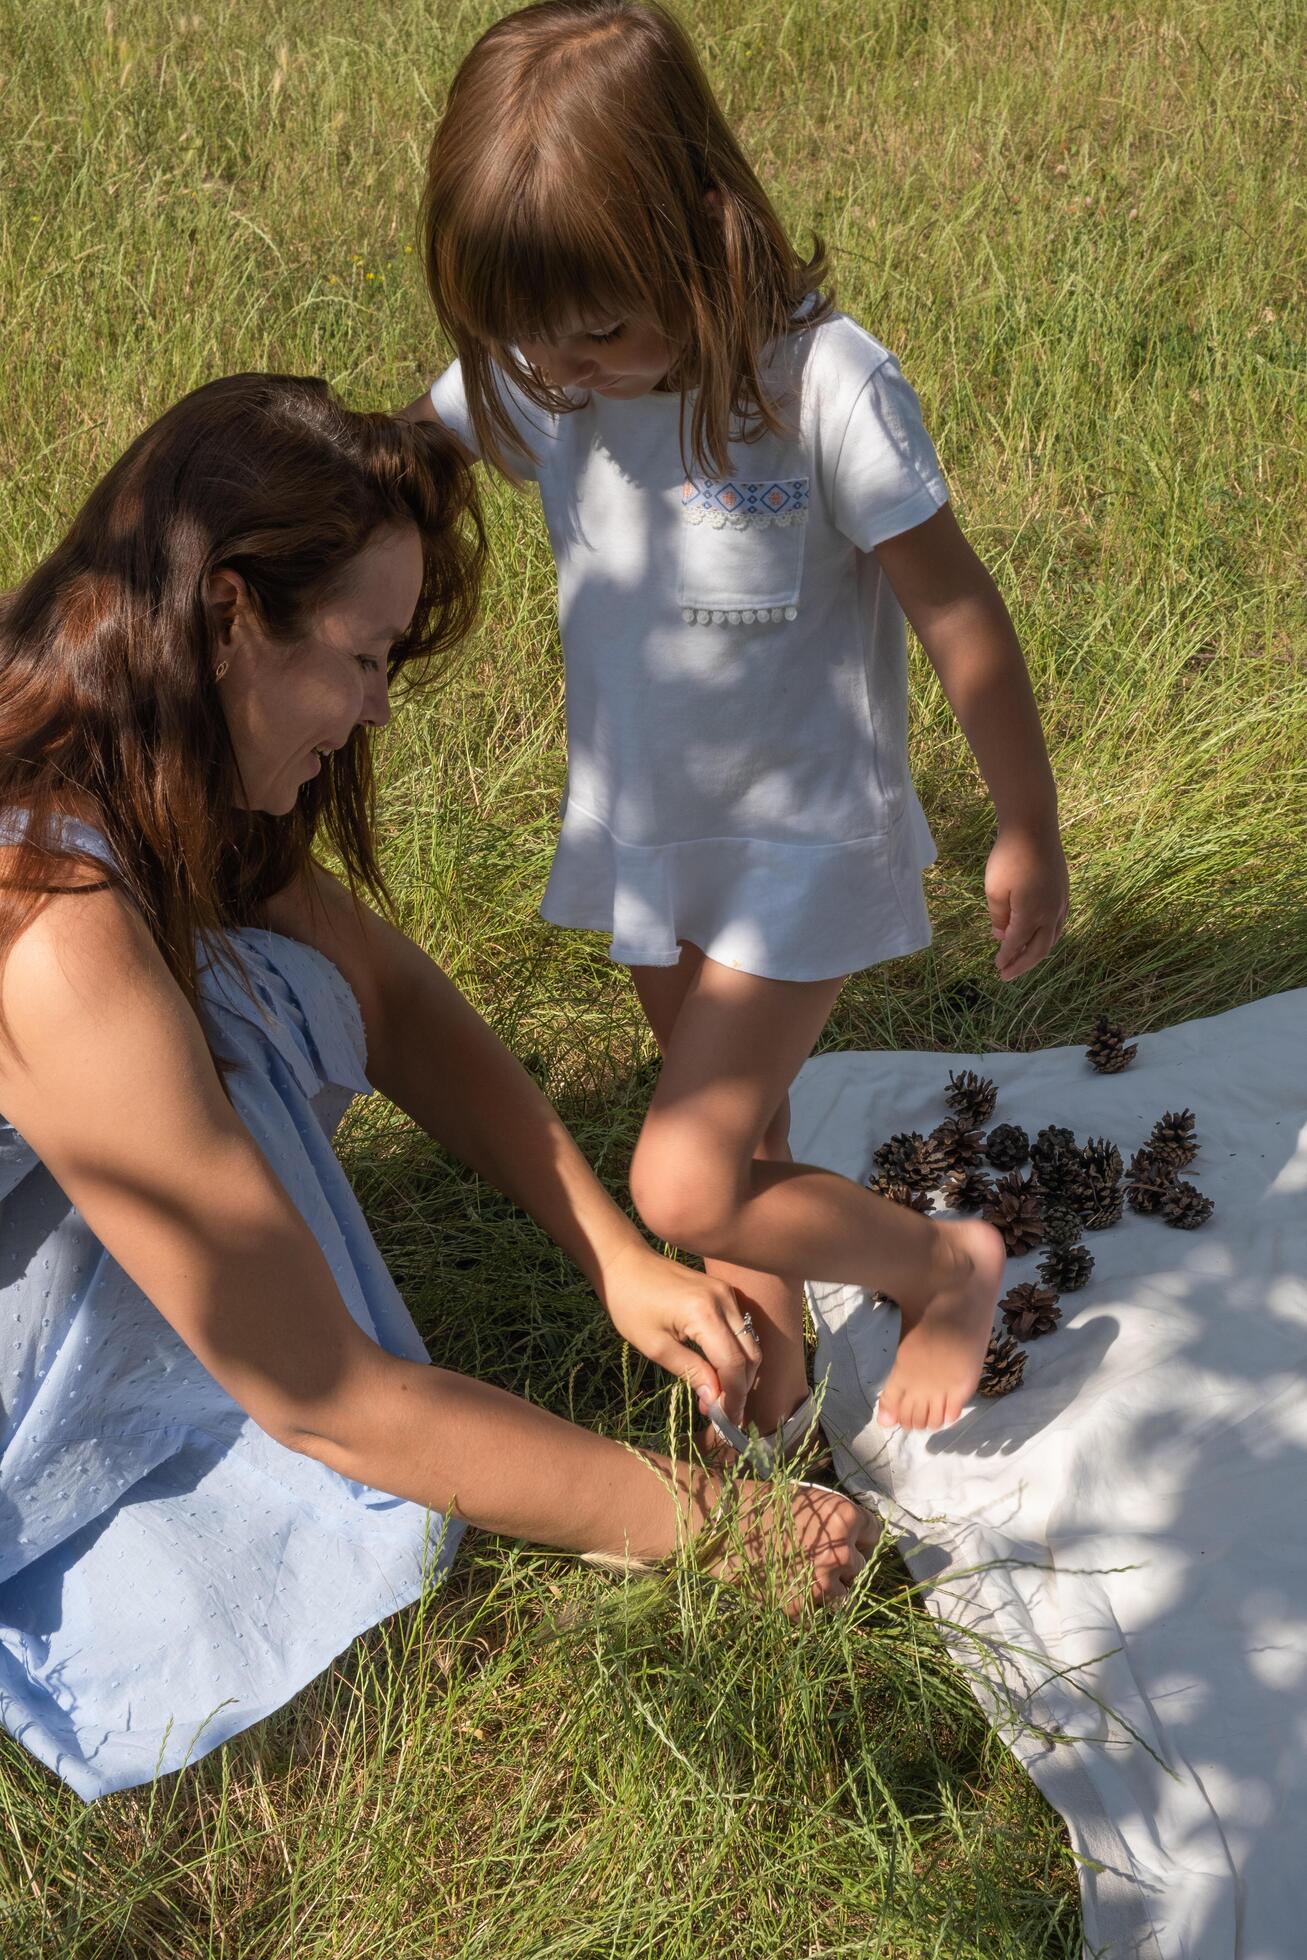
[941,1166,994,1212]
[944,1068,998,1126]
[930,1117,985,1172]
[872,1130,921,1180]
[1149,1109,1198,1170]
[1000,1282,1062,1340]
[1163,1180,1214,1230]
[1126,1145,1173,1216]
[985,1123,1030,1171]
[1039,1241,1094,1292]
[1080,1137,1123,1182]
[979,1330,1027,1397]
[1041,1202,1084,1248]
[1030,1124,1077,1175]
[1030,1128,1090,1211]
[982,1172,1044,1256]
[873,1130,946,1189]
[1081,1182,1125,1232]
[868,1172,934,1214]
[1076,1137,1124,1230]
[1087,1015,1138,1073]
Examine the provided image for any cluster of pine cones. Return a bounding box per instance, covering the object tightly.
[867,1022,1216,1401]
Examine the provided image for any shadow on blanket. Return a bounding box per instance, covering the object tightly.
[923,1314,1122,1459]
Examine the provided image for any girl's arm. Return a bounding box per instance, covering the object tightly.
[875,503,1069,981]
[398,388,476,465]
[399,390,437,422]
[264,867,758,1416]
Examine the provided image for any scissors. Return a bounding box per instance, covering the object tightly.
[702,1310,784,1477]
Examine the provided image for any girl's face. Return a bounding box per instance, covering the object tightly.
[208,523,423,816]
[515,314,675,399]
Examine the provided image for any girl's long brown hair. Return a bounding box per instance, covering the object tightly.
[0,373,483,1043]
[421,0,830,480]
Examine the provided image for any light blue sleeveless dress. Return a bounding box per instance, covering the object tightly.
[0,819,463,1800]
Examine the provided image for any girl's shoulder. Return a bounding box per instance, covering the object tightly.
[755,304,947,545]
[783,305,908,415]
[767,308,941,495]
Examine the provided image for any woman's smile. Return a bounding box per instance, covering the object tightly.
[212,524,416,814]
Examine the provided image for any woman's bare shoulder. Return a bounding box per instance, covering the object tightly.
[261,859,364,956]
[0,878,172,1054]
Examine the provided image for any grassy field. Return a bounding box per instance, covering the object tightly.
[1,0,1304,1951]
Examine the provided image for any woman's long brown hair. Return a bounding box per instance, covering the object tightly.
[421,0,830,481]
[0,373,484,1045]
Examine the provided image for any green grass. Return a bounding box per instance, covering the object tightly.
[1,0,1304,1950]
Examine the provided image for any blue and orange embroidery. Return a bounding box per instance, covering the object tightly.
[681,476,809,528]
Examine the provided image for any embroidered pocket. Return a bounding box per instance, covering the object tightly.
[677,476,809,627]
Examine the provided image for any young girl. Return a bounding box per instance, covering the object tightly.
[405,0,1069,1439]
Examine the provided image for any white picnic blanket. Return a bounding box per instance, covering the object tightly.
[790,990,1307,1960]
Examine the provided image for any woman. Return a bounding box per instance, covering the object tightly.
[0,374,872,1799]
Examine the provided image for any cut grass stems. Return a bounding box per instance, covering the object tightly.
[1,0,1304,1950]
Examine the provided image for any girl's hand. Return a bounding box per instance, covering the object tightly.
[984,825,1070,981]
[599,1244,761,1425]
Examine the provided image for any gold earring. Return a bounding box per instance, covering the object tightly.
[213,660,229,682]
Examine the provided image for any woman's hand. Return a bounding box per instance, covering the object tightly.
[984,825,1070,981]
[598,1243,761,1425]
[700,1476,878,1616]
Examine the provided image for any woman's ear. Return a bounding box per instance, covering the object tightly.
[203,567,249,649]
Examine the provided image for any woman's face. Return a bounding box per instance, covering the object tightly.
[210,523,423,816]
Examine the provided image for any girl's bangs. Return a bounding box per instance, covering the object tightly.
[445,188,655,349]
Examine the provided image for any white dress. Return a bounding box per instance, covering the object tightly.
[431,308,949,982]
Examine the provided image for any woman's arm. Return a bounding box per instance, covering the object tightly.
[875,503,1070,980]
[0,887,698,1551]
[0,886,870,1602]
[263,868,759,1416]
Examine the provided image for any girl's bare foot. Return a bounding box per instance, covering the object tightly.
[876,1218,1006,1431]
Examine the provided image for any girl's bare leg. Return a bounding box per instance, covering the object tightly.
[632,948,810,1435]
[628,952,1005,1432]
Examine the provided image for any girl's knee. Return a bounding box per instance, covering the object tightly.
[629,1128,743,1252]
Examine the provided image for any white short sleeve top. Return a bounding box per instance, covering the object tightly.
[430,309,948,981]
